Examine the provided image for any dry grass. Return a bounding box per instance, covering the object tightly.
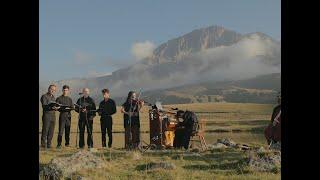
[39,102,279,179]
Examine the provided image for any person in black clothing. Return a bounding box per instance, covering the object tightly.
[56,85,73,148]
[121,91,144,149]
[173,110,197,150]
[75,88,96,148]
[271,92,281,125]
[98,89,117,148]
[40,84,59,148]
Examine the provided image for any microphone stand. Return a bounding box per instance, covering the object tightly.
[75,94,82,148]
[83,96,93,148]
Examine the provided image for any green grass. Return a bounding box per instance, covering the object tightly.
[39,102,279,179]
[40,148,280,180]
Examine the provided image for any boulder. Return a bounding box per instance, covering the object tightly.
[39,150,107,179]
[248,150,281,172]
[217,138,237,147]
[208,143,228,149]
[269,142,281,151]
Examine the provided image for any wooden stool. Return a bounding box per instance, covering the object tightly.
[189,119,208,151]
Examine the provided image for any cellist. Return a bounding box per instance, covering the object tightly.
[264,92,281,144]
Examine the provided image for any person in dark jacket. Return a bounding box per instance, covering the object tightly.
[271,93,281,125]
[75,88,96,148]
[98,89,117,148]
[121,91,144,149]
[40,84,59,148]
[56,85,73,148]
[173,110,197,150]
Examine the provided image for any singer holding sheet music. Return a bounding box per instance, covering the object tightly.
[75,88,96,148]
[56,85,73,148]
[98,89,117,148]
[40,84,59,149]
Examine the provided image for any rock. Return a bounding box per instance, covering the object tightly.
[236,144,251,150]
[145,162,176,170]
[40,150,107,179]
[257,146,266,153]
[269,142,281,151]
[208,143,228,149]
[248,150,281,172]
[217,138,237,147]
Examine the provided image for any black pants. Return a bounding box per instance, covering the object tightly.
[41,112,56,147]
[125,124,140,149]
[57,113,71,146]
[78,118,93,148]
[100,117,112,147]
[173,128,192,149]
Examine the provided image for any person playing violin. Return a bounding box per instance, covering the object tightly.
[121,91,144,149]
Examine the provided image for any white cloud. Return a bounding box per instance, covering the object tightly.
[131,41,156,60]
[87,71,112,78]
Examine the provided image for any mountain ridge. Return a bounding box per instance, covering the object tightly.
[40,25,281,104]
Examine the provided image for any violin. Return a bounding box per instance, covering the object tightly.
[131,99,151,106]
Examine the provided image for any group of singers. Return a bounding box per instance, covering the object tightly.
[40,84,144,149]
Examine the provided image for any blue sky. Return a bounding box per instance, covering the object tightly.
[40,0,281,82]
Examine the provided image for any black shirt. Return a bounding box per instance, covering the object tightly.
[40,93,56,113]
[98,98,117,119]
[75,96,96,120]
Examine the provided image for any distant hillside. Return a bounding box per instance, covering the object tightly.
[117,73,281,105]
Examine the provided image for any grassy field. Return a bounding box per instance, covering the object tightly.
[39,102,279,179]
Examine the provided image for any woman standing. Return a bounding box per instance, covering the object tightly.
[121,91,144,149]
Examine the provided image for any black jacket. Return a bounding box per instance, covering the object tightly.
[40,93,56,113]
[98,98,117,119]
[56,95,73,113]
[75,96,96,120]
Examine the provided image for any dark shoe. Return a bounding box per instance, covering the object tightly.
[47,145,52,149]
[65,144,70,147]
[56,145,62,149]
[108,144,112,148]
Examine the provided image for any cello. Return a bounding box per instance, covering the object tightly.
[264,108,281,145]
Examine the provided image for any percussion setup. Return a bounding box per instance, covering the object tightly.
[145,101,181,150]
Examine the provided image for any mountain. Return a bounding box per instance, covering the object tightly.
[39,25,281,104]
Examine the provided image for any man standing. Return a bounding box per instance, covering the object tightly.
[40,84,59,149]
[75,88,96,148]
[98,89,117,148]
[56,85,73,148]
